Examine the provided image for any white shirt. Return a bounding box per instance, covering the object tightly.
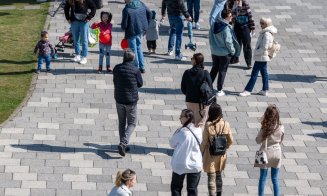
[108,184,132,196]
[169,123,203,175]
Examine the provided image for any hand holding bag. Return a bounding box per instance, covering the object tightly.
[255,138,268,164]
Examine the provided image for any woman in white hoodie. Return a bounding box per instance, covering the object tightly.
[239,17,277,97]
[170,109,203,196]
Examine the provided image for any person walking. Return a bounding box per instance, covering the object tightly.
[121,0,152,73]
[209,9,240,97]
[181,53,213,129]
[170,109,202,196]
[201,103,233,196]
[161,0,192,61]
[64,0,96,65]
[113,50,143,157]
[229,0,255,68]
[108,169,136,196]
[187,0,201,29]
[254,105,284,196]
[239,17,277,97]
[209,0,226,27]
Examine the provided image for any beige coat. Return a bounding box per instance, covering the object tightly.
[200,119,233,173]
[254,125,284,169]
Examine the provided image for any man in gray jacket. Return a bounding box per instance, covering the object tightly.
[161,0,192,61]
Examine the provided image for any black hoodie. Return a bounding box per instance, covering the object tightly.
[181,67,213,103]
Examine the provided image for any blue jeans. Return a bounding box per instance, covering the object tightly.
[187,0,200,23]
[209,0,226,26]
[244,61,269,92]
[71,21,89,57]
[259,168,280,196]
[116,103,137,146]
[99,43,111,67]
[168,15,184,56]
[37,54,51,70]
[128,34,145,70]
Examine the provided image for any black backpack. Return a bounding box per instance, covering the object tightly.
[199,70,216,106]
[209,121,227,156]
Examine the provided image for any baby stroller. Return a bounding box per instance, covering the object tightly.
[55,28,99,52]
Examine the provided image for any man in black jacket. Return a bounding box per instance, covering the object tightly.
[113,50,143,157]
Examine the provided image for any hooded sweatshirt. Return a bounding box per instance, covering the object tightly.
[121,0,152,38]
[181,67,213,103]
[253,25,278,62]
[209,19,241,57]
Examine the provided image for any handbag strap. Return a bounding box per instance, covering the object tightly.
[185,126,201,149]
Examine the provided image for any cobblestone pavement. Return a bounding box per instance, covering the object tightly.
[0,0,326,195]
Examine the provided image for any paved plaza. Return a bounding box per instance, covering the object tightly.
[0,0,326,195]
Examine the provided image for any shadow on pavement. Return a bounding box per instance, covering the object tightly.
[269,74,316,83]
[11,143,121,160]
[84,143,173,156]
[302,121,327,128]
[139,87,181,95]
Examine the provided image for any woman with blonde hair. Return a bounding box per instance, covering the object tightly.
[108,169,136,196]
[201,103,233,196]
[239,17,277,97]
[255,105,284,196]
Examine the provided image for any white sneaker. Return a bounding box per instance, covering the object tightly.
[73,55,81,62]
[79,57,87,64]
[258,90,268,96]
[195,22,200,30]
[167,50,174,56]
[217,90,225,97]
[175,55,187,61]
[239,91,251,97]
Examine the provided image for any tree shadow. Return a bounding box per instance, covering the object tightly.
[139,87,182,95]
[0,59,35,65]
[269,74,316,83]
[84,143,173,156]
[11,143,121,160]
[0,70,35,76]
[302,121,327,128]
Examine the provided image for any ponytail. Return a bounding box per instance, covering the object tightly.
[114,169,136,187]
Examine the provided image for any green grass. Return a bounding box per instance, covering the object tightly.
[0,2,49,124]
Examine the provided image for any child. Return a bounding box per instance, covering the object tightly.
[91,11,113,74]
[34,31,54,73]
[146,10,159,54]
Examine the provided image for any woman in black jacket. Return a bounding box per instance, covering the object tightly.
[181,53,213,129]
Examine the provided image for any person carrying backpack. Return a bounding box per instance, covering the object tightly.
[239,17,278,97]
[201,103,233,196]
[181,53,213,129]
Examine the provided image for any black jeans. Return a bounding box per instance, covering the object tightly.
[234,23,252,66]
[146,40,157,50]
[116,103,137,145]
[210,55,231,91]
[171,172,201,196]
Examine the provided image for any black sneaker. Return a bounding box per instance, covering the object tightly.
[140,68,145,74]
[117,144,126,157]
[106,66,113,73]
[98,67,102,74]
[46,69,51,72]
[125,146,130,152]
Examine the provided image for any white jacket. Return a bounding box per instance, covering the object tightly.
[108,184,132,196]
[170,123,203,175]
[253,25,278,62]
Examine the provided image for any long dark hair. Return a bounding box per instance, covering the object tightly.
[207,103,223,126]
[261,105,281,140]
[100,11,112,23]
[181,109,194,127]
[192,53,204,69]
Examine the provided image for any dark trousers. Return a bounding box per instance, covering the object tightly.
[171,172,201,196]
[234,24,252,66]
[210,55,231,91]
[146,40,157,50]
[116,103,137,146]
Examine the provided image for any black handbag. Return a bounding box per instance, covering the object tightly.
[199,70,216,106]
[209,121,227,156]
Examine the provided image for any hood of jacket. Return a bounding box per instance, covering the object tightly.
[260,25,277,35]
[127,0,141,8]
[213,19,230,34]
[189,66,203,75]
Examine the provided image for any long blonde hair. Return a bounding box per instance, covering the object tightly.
[114,169,136,187]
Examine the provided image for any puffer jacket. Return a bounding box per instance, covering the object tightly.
[209,19,241,57]
[161,0,190,18]
[253,25,278,62]
[113,61,143,105]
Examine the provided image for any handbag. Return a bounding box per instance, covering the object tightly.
[255,138,268,164]
[209,121,227,156]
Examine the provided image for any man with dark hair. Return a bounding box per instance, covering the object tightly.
[113,50,143,157]
[121,0,152,73]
